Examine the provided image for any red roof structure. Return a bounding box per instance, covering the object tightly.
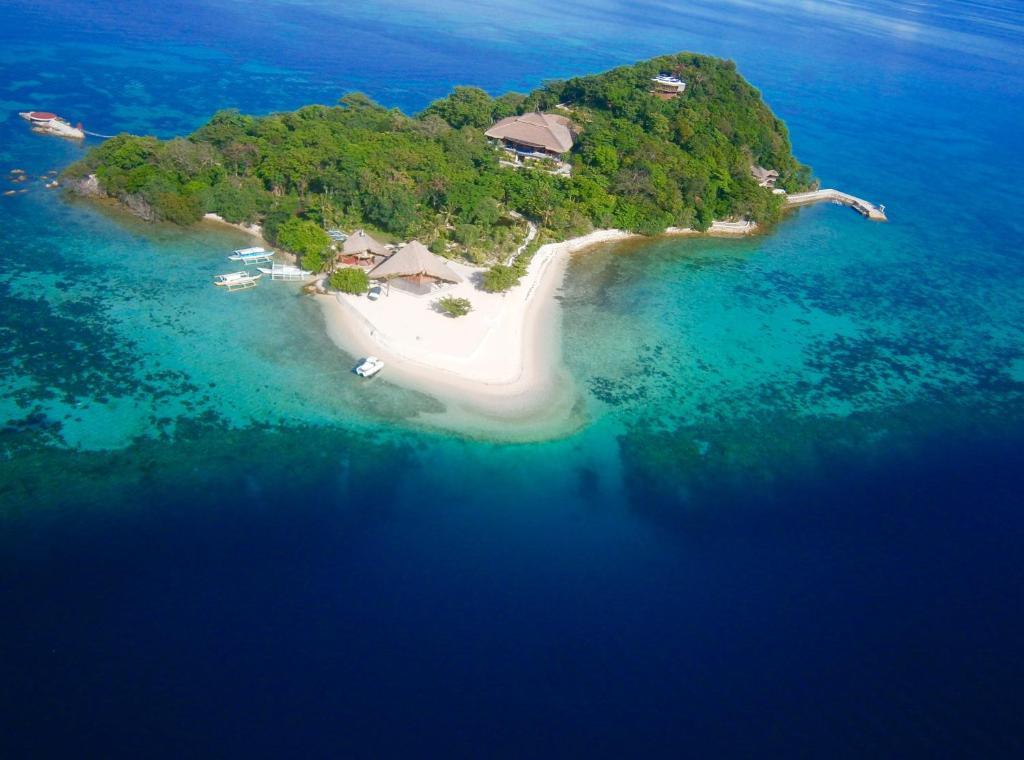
[29,112,57,121]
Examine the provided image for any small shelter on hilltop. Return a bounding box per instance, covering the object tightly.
[338,229,390,266]
[650,74,686,100]
[369,240,463,296]
[485,112,576,160]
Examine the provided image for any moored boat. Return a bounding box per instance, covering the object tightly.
[18,111,85,140]
[256,263,312,281]
[228,246,273,263]
[214,271,262,291]
[355,356,384,378]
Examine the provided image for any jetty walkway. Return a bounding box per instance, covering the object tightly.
[785,189,887,221]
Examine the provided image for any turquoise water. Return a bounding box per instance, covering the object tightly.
[2,1,1023,754]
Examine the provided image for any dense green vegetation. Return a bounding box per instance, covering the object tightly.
[481,264,522,293]
[276,218,331,272]
[329,267,369,294]
[65,52,812,277]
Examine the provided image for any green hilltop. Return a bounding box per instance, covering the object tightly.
[65,52,813,274]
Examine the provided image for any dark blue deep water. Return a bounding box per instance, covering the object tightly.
[2,1,1023,756]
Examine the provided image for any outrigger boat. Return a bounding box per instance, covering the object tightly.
[256,263,313,281]
[214,271,262,291]
[228,246,273,263]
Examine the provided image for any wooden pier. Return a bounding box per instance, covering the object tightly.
[785,189,887,221]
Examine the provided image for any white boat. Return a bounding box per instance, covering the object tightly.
[256,263,312,281]
[214,271,262,291]
[355,356,384,378]
[228,246,273,262]
[19,111,85,140]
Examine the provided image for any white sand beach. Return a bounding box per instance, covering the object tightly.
[202,213,268,245]
[317,230,623,435]
[317,222,756,435]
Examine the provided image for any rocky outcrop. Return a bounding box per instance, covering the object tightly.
[122,193,158,222]
[63,173,102,197]
[63,173,158,222]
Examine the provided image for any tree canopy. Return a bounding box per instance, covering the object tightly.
[275,218,331,271]
[65,52,813,261]
[329,267,370,294]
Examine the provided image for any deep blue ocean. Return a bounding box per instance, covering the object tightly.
[2,0,1023,756]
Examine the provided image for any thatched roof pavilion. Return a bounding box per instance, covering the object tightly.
[341,230,389,260]
[751,165,780,188]
[369,241,462,295]
[485,112,575,157]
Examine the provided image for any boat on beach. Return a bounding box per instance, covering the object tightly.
[355,356,384,378]
[214,271,262,291]
[19,111,85,140]
[256,263,312,281]
[228,246,274,263]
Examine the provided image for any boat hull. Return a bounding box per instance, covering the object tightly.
[19,112,85,140]
[229,255,273,263]
[214,271,262,291]
[257,265,312,280]
[355,357,384,378]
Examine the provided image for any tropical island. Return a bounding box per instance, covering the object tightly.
[62,52,881,431]
[64,52,815,259]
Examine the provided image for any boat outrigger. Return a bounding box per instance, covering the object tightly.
[256,263,313,281]
[214,271,262,291]
[355,356,384,378]
[228,246,273,263]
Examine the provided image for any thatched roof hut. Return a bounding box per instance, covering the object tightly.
[369,241,462,294]
[485,112,575,156]
[751,165,780,188]
[341,230,389,259]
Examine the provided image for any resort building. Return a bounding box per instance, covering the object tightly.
[751,165,780,188]
[337,229,390,267]
[485,112,576,167]
[650,74,686,100]
[369,240,463,296]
